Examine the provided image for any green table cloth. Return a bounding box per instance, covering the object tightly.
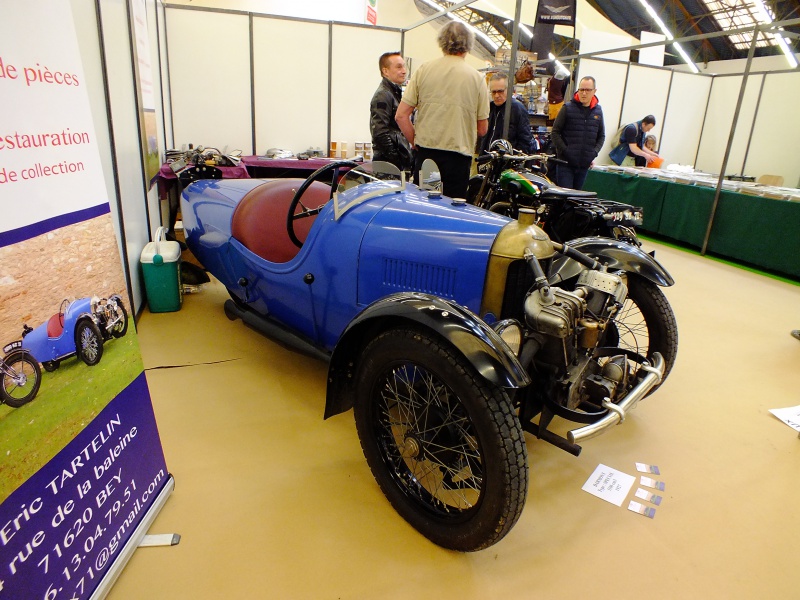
[584,170,800,279]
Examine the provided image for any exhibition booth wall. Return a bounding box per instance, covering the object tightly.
[161,4,800,187]
[68,0,169,315]
[164,7,404,155]
[576,53,800,186]
[44,2,800,313]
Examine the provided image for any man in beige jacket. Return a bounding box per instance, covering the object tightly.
[396,21,490,199]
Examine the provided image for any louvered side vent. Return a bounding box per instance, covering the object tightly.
[382,258,456,298]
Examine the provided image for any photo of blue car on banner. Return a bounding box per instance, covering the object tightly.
[0,3,172,598]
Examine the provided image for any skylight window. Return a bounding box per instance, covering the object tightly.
[701,0,776,49]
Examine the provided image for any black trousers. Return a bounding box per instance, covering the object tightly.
[414,146,472,199]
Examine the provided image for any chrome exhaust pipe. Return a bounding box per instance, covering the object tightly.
[568,352,664,445]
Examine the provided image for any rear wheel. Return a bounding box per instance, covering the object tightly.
[353,328,528,551]
[1,352,41,407]
[608,274,678,386]
[75,320,103,366]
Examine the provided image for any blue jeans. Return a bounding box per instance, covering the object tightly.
[555,163,589,190]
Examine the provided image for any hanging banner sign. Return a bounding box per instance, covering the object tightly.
[0,2,171,599]
[537,0,577,27]
[366,0,378,26]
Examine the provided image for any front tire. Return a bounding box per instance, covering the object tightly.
[1,352,41,408]
[75,320,103,366]
[610,274,678,386]
[353,328,528,551]
[110,302,128,339]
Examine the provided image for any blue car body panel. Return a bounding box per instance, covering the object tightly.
[182,178,511,351]
[356,187,508,313]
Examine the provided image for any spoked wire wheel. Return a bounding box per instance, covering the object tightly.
[379,364,482,511]
[606,274,678,387]
[1,352,41,408]
[110,302,129,339]
[354,328,527,551]
[76,320,104,366]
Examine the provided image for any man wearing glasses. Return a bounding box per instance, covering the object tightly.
[550,75,605,190]
[478,72,533,154]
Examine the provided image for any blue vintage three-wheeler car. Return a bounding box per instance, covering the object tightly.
[181,161,678,551]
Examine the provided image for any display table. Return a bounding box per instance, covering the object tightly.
[152,157,356,235]
[584,169,800,279]
[152,162,251,235]
[241,155,353,179]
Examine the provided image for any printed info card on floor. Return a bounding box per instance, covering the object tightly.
[582,464,636,506]
[768,405,800,432]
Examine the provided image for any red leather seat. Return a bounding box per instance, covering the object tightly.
[47,314,64,338]
[231,179,332,263]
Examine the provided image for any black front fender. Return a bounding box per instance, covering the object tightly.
[324,293,531,419]
[548,236,674,287]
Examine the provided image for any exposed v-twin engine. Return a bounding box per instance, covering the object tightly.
[523,268,630,408]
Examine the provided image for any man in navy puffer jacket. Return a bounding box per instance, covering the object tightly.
[550,75,605,190]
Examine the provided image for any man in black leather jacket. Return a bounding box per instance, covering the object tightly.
[478,72,533,155]
[370,52,414,172]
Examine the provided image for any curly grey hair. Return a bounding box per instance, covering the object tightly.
[438,21,474,55]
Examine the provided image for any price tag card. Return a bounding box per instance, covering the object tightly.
[582,464,636,506]
[635,487,662,505]
[628,500,656,518]
[635,462,661,475]
[640,476,665,491]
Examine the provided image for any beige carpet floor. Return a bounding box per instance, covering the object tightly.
[109,238,800,600]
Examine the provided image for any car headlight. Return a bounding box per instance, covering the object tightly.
[492,319,523,356]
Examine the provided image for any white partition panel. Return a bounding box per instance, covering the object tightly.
[156,1,173,149]
[577,58,629,165]
[660,71,711,167]
[71,0,123,249]
[166,9,252,152]
[619,64,670,147]
[695,74,762,175]
[580,29,631,62]
[744,71,800,187]
[253,17,329,154]
[403,23,447,72]
[330,25,402,151]
[98,0,154,313]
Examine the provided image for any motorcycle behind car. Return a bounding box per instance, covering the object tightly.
[468,140,644,247]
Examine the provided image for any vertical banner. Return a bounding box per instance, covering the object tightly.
[532,0,576,64]
[530,1,558,67]
[0,2,171,599]
[536,0,576,26]
[366,0,378,26]
[130,0,161,182]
